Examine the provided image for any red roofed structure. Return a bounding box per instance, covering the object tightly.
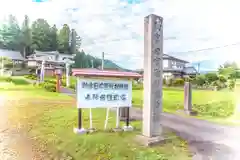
[72,68,142,78]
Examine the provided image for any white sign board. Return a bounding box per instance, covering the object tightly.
[77,78,132,108]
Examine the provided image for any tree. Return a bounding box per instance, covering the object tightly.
[58,24,71,54]
[49,25,58,51]
[31,18,52,51]
[194,74,206,86]
[205,73,218,83]
[218,61,238,80]
[20,15,32,58]
[220,61,238,69]
[0,15,21,50]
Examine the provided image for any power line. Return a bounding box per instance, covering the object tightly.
[169,42,240,54]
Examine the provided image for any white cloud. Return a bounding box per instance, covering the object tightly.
[0,0,240,70]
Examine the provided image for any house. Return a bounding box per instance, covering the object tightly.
[162,54,197,78]
[27,50,75,76]
[0,49,25,65]
[137,54,198,79]
[0,49,28,76]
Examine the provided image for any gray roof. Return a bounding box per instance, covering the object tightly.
[163,54,189,63]
[35,50,59,55]
[0,49,24,60]
[183,66,198,74]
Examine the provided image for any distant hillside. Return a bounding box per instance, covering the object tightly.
[101,59,133,72]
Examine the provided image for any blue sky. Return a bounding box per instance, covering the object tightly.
[0,0,240,71]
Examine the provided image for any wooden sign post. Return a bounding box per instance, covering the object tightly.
[72,69,142,134]
[55,69,62,93]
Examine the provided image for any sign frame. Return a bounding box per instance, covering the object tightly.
[72,69,142,135]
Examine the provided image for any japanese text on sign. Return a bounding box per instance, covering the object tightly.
[77,78,132,108]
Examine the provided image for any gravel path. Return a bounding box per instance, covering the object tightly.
[129,107,240,160]
[0,94,44,160]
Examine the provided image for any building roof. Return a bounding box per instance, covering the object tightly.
[34,50,75,58]
[0,49,24,61]
[34,50,59,55]
[163,54,189,63]
[182,66,198,75]
[72,68,142,78]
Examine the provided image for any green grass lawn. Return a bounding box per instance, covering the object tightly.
[1,83,192,160]
[19,75,240,125]
[133,89,239,125]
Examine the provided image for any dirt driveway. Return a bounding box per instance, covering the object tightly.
[0,94,44,160]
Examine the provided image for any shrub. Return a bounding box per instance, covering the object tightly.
[6,77,12,82]
[228,80,235,90]
[45,79,56,84]
[218,75,227,83]
[132,83,143,90]
[211,80,226,90]
[24,74,37,80]
[0,76,12,82]
[193,75,206,86]
[172,78,184,86]
[166,78,173,86]
[42,82,56,92]
[205,73,218,83]
[69,83,76,90]
[163,78,166,85]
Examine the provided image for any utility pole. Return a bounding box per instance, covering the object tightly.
[197,62,200,74]
[101,52,104,70]
[91,60,94,68]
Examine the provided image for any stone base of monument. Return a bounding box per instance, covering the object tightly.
[177,110,197,116]
[113,128,123,132]
[88,128,96,133]
[123,125,134,132]
[184,110,197,116]
[73,128,87,134]
[135,135,166,146]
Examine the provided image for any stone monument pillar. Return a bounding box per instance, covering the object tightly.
[66,63,70,87]
[184,82,197,115]
[137,14,164,146]
[40,60,45,82]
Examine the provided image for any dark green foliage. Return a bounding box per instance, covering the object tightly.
[205,73,218,83]
[41,82,56,92]
[218,75,227,83]
[228,80,235,90]
[193,75,206,86]
[211,80,226,90]
[172,78,184,86]
[0,76,12,82]
[6,77,12,82]
[72,50,101,69]
[24,74,37,80]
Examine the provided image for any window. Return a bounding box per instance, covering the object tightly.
[163,60,168,68]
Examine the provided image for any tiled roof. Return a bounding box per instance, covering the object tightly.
[163,54,189,63]
[0,49,24,60]
[183,66,198,74]
[72,68,142,78]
